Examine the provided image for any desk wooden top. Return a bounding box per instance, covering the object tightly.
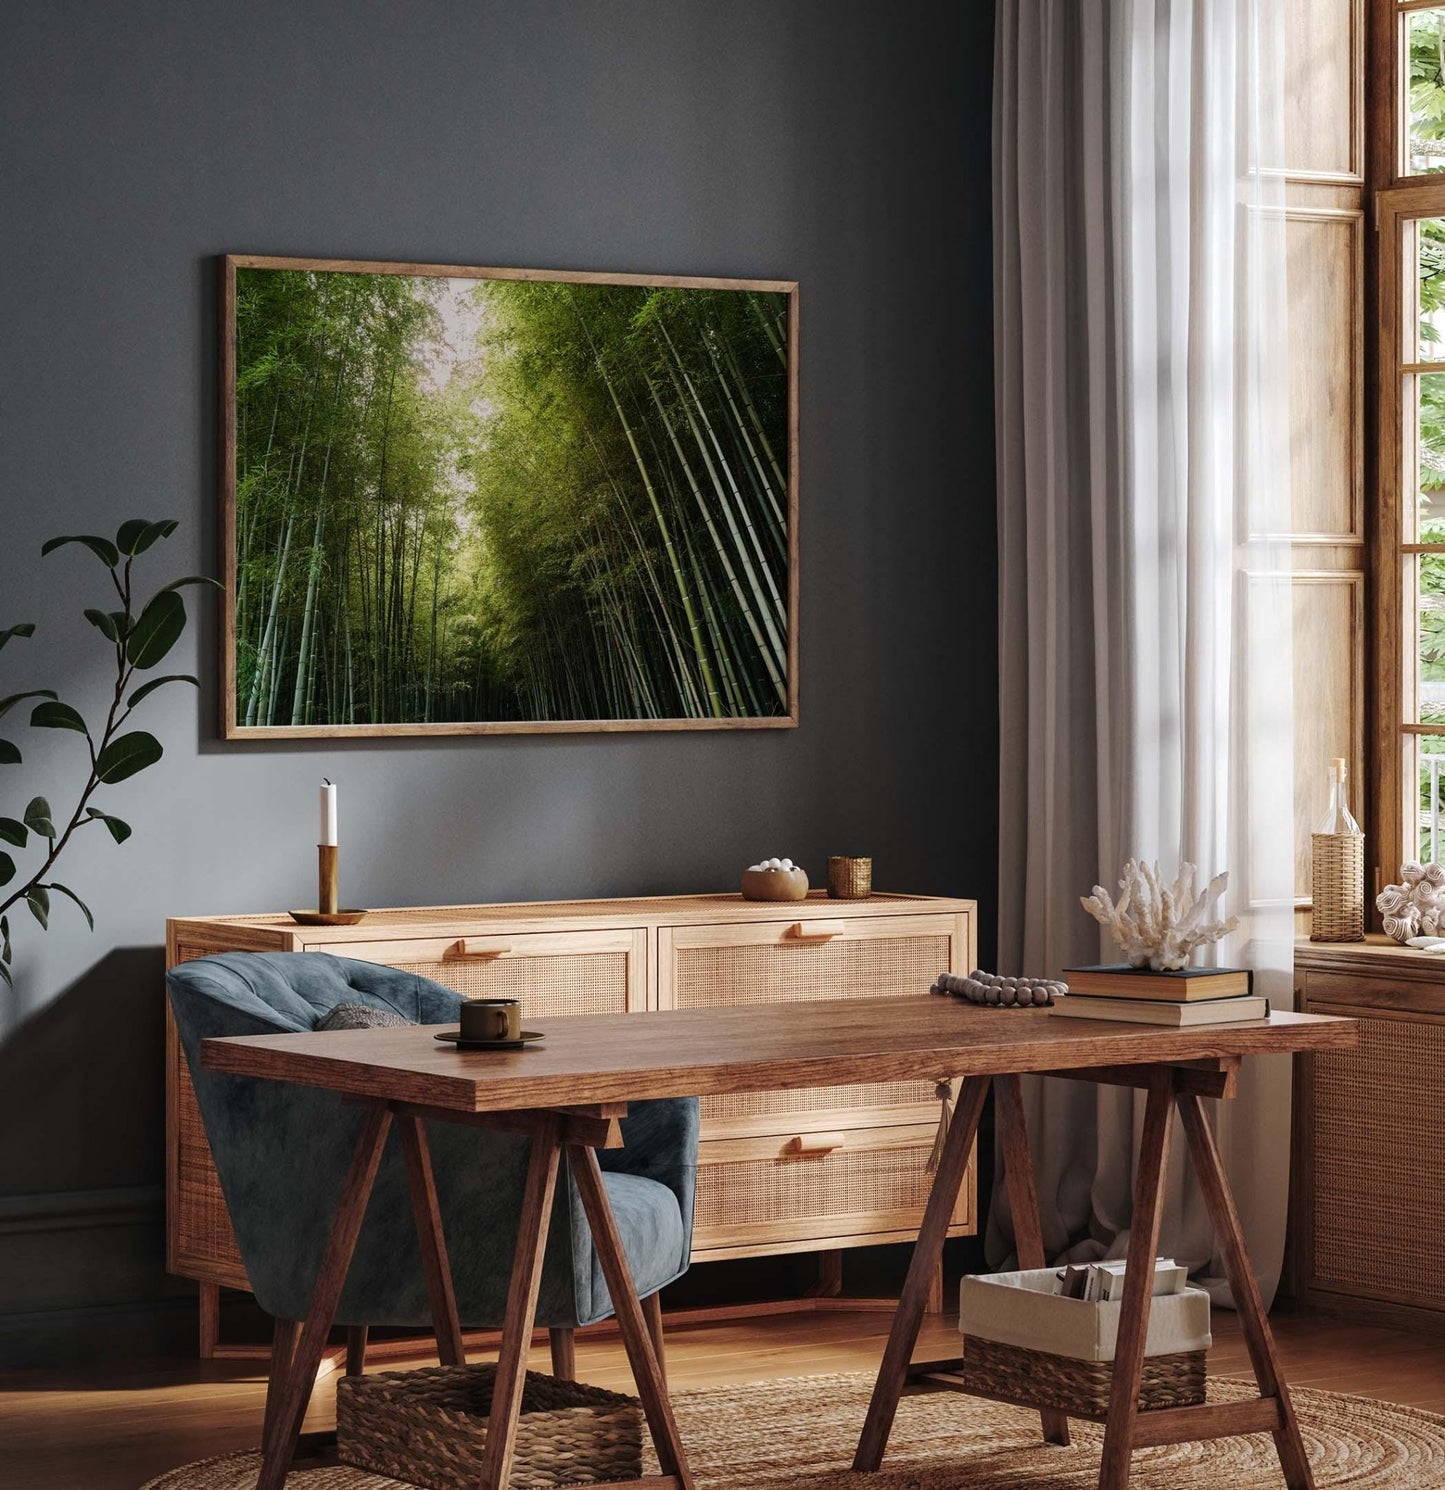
[202,995,1357,1115]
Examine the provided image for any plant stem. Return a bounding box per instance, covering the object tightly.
[0,567,133,920]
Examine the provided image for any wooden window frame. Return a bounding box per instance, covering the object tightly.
[1366,0,1445,882]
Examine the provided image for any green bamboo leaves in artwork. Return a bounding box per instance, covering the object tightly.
[231,267,792,726]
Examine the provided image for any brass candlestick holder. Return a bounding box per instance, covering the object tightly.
[288,845,367,926]
[319,843,339,914]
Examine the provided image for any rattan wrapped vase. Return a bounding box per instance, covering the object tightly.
[1310,832,1365,942]
[827,856,872,899]
[337,1365,642,1490]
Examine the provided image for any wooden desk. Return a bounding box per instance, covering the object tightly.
[205,995,1355,1490]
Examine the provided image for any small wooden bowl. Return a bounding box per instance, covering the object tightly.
[289,909,368,926]
[741,868,809,902]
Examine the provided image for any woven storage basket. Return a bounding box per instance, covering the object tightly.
[1310,831,1365,942]
[337,1365,643,1490]
[954,1335,1207,1415]
[958,1268,1210,1416]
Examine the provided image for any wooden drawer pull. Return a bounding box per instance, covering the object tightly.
[786,920,847,942]
[449,941,513,959]
[784,1132,847,1156]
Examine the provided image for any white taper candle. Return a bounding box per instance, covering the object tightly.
[320,780,338,847]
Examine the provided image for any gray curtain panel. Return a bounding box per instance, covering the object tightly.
[991,0,1294,1306]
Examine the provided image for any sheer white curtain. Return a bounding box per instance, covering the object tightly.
[991,0,1294,1304]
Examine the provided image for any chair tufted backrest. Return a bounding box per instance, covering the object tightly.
[166,950,464,1031]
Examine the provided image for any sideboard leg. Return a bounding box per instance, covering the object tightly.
[198,1281,220,1359]
[853,1074,991,1472]
[809,1249,844,1298]
[1098,1069,1174,1490]
[994,1073,1070,1446]
[1177,1092,1314,1489]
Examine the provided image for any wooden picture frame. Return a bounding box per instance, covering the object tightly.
[219,255,799,738]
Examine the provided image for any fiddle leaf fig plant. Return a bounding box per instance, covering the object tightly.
[0,520,217,989]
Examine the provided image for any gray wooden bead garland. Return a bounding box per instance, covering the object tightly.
[930,969,1063,1008]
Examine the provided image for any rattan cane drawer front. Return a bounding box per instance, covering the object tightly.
[1304,1004,1445,1306]
[661,914,968,1130]
[690,1123,973,1258]
[331,928,647,1018]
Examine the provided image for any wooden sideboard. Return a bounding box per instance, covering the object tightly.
[167,891,977,1354]
[1292,936,1445,1332]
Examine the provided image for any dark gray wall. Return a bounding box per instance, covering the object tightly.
[0,0,996,1363]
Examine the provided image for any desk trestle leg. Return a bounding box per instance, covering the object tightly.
[852,1074,991,1472]
[854,1062,1317,1490]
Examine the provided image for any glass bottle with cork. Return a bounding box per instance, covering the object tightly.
[1310,757,1364,941]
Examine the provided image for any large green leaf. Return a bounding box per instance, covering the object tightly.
[29,700,89,736]
[24,796,55,837]
[0,740,19,765]
[127,673,198,708]
[126,590,185,669]
[41,534,120,568]
[158,575,221,595]
[0,818,25,847]
[95,730,162,783]
[84,608,123,642]
[25,886,49,929]
[0,852,13,887]
[0,689,56,721]
[0,623,36,652]
[48,883,94,931]
[117,518,177,556]
[85,808,131,843]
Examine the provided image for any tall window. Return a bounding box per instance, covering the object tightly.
[1378,4,1445,865]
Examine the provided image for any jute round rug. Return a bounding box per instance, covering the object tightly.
[140,1372,1445,1489]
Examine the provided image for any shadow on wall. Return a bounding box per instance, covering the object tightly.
[0,947,197,1367]
[0,947,168,1195]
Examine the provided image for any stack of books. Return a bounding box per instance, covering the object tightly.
[1051,964,1267,1025]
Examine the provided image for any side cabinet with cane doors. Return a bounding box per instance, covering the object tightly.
[166,892,976,1356]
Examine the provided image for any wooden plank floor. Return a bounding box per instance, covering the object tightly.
[3,1308,1444,1490]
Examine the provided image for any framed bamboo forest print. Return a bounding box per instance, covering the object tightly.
[219,255,798,737]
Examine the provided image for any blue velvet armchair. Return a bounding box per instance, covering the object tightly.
[166,951,699,1372]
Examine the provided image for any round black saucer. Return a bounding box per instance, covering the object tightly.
[434,1029,545,1051]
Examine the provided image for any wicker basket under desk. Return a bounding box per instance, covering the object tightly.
[956,1268,1210,1417]
[337,1364,643,1489]
[953,1336,1207,1416]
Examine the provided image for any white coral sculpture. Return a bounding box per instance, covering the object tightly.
[1376,861,1445,943]
[1080,860,1239,972]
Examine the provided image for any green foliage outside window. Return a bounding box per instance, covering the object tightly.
[1410,10,1445,170]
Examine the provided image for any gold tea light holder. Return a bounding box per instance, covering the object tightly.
[827,855,872,900]
[289,843,368,926]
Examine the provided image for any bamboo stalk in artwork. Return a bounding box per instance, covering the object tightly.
[230,263,792,728]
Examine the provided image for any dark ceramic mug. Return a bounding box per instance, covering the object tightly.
[459,997,522,1043]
